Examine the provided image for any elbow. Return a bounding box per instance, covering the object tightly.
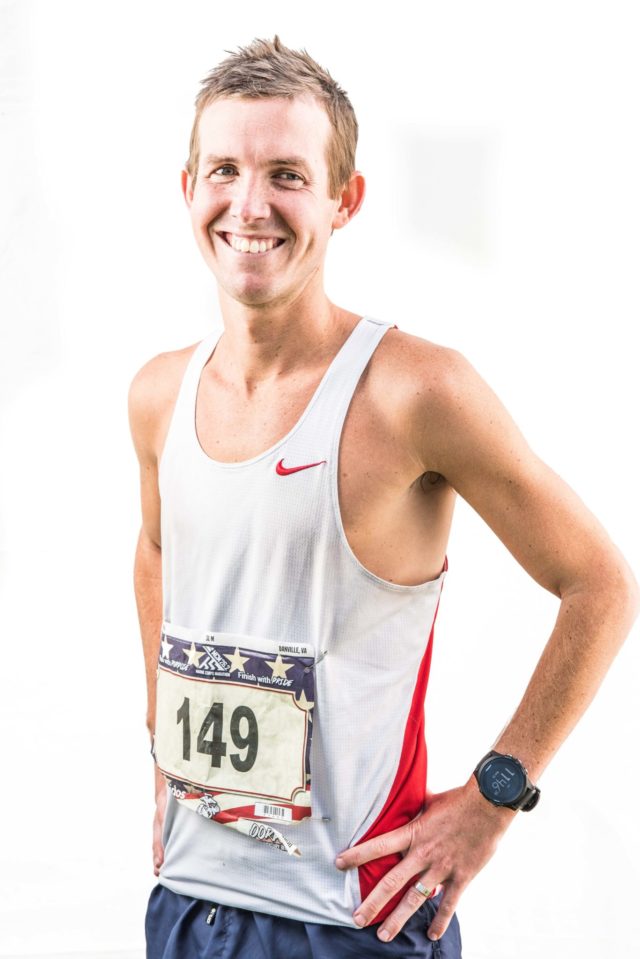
[623,573,640,624]
[564,547,640,624]
[595,552,640,626]
[609,553,640,619]
[138,524,162,553]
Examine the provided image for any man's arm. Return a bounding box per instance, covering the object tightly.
[133,527,167,876]
[417,347,640,782]
[128,354,170,876]
[335,344,640,941]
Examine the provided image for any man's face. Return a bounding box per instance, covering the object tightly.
[183,95,344,309]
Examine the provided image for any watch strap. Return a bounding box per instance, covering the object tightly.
[518,783,541,811]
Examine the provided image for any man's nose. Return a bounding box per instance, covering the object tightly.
[229,175,270,223]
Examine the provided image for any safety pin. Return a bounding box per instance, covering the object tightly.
[304,649,328,672]
[258,814,331,825]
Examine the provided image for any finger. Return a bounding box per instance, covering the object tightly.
[373,876,443,943]
[425,882,462,942]
[335,822,413,870]
[351,858,424,927]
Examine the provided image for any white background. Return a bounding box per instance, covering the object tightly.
[1,1,639,957]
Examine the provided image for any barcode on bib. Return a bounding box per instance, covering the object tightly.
[254,803,293,821]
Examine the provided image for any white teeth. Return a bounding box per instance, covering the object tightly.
[226,233,281,254]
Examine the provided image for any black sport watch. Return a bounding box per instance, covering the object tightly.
[473,750,541,811]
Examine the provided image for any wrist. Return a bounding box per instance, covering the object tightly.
[154,763,166,799]
[462,774,517,827]
[472,749,541,812]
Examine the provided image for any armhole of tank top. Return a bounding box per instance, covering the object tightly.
[158,332,219,481]
[328,320,447,592]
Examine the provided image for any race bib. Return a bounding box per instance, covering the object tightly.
[154,622,315,856]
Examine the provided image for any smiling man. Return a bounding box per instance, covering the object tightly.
[128,36,639,959]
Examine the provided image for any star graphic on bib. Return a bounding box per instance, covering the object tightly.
[160,636,173,660]
[295,689,314,714]
[265,653,294,679]
[184,641,204,667]
[227,647,250,674]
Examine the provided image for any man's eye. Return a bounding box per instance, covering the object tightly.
[275,171,303,183]
[211,166,235,176]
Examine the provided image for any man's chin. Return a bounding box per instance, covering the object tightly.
[219,282,285,310]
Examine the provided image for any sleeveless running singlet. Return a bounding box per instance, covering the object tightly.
[156,315,448,928]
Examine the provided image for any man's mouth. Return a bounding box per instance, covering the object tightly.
[217,232,286,255]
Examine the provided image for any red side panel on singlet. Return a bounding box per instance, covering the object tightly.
[356,555,448,924]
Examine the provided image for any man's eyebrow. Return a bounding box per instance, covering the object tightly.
[269,157,313,175]
[201,155,236,168]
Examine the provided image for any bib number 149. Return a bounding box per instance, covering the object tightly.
[176,696,258,773]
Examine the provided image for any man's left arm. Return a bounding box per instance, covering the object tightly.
[335,345,640,942]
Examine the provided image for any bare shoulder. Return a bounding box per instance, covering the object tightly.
[368,326,464,401]
[368,326,536,483]
[366,325,467,440]
[127,340,201,465]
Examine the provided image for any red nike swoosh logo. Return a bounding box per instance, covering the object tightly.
[276,458,327,475]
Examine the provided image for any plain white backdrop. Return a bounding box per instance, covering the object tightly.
[1,1,639,957]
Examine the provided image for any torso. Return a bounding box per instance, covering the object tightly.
[155,319,457,587]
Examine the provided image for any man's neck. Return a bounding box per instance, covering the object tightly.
[212,292,358,394]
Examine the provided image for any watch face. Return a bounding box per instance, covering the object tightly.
[479,756,526,805]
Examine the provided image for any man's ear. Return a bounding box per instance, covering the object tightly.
[331,171,366,232]
[181,168,195,208]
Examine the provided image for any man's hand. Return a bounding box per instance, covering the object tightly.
[335,779,516,943]
[153,765,167,877]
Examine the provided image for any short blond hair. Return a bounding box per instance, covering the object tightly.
[185,36,358,199]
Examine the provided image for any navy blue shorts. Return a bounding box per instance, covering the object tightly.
[145,883,463,959]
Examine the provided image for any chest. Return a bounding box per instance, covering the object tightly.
[163,339,454,587]
[194,363,408,527]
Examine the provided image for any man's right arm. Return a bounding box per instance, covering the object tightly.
[128,353,172,876]
[133,524,167,875]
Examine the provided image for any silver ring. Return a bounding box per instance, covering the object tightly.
[414,880,433,898]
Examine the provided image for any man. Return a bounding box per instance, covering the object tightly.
[128,36,639,959]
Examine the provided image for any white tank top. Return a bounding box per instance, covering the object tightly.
[156,315,448,927]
